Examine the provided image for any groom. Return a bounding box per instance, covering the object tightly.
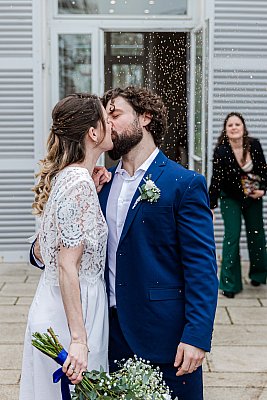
[31,86,218,399]
[98,86,218,400]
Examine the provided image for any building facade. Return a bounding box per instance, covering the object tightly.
[0,0,267,261]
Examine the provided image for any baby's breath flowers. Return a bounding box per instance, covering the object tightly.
[72,356,171,400]
[32,328,172,400]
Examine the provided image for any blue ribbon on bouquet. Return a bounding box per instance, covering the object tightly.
[53,349,72,400]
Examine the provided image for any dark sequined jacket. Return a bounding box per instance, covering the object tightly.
[209,137,267,209]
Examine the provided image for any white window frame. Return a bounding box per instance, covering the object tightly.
[53,0,195,23]
[50,23,103,104]
[188,23,209,175]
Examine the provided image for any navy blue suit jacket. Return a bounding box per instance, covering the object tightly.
[99,150,218,364]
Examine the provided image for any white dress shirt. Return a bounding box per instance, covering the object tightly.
[106,148,159,307]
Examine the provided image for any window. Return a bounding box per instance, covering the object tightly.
[58,0,187,16]
[59,34,91,99]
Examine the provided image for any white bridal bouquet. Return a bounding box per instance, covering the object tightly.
[32,328,172,400]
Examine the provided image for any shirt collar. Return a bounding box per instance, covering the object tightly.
[115,148,159,178]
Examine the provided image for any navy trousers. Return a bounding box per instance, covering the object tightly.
[109,308,203,400]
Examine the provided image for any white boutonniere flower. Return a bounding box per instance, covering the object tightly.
[132,174,161,209]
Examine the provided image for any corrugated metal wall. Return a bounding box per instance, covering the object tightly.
[1,0,266,261]
[0,1,35,262]
[211,0,267,257]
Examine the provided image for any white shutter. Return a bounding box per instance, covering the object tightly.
[210,0,267,257]
[0,0,35,262]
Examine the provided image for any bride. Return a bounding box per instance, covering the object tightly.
[19,93,113,400]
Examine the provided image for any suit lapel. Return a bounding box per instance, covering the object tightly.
[119,150,168,244]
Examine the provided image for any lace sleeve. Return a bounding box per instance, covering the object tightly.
[56,179,96,248]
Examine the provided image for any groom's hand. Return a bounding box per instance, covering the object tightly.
[33,237,44,264]
[174,342,205,376]
[93,166,112,193]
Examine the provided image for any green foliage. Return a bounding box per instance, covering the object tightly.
[32,329,171,400]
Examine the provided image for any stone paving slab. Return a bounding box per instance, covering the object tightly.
[227,307,267,325]
[16,296,33,305]
[1,385,19,400]
[204,372,267,388]
[1,323,27,344]
[207,346,267,372]
[212,325,267,346]
[0,344,23,369]
[0,263,40,276]
[0,296,17,305]
[218,297,261,307]
[214,307,231,324]
[2,370,21,385]
[0,305,29,323]
[0,282,38,297]
[204,387,267,400]
[234,287,267,299]
[0,275,27,283]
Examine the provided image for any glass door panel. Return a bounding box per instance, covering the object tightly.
[112,64,144,87]
[189,26,208,175]
[104,31,188,168]
[51,23,103,161]
[59,34,92,99]
[194,29,203,162]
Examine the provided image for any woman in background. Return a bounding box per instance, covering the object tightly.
[209,112,267,298]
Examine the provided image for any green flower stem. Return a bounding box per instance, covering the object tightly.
[47,327,64,352]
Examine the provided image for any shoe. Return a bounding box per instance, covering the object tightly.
[222,291,235,298]
[251,280,261,287]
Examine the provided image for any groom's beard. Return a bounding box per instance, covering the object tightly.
[108,118,143,160]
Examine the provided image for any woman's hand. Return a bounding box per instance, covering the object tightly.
[63,342,88,384]
[92,166,112,193]
[248,189,265,199]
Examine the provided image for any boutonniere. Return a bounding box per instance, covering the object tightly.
[132,174,161,209]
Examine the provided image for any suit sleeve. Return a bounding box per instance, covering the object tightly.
[177,174,218,352]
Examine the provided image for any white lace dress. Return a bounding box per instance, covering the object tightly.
[19,167,109,400]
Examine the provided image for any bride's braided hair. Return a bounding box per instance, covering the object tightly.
[32,93,105,215]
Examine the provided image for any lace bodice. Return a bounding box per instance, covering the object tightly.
[39,167,108,286]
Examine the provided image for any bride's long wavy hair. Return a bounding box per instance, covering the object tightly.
[32,93,106,216]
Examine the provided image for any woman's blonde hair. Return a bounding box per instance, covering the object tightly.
[32,93,106,215]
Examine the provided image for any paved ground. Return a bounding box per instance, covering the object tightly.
[0,262,267,400]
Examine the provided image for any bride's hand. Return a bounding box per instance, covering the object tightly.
[93,166,112,193]
[63,342,88,384]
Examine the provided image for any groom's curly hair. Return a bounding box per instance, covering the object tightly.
[102,86,168,147]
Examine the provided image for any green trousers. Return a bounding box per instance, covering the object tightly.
[220,195,267,293]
